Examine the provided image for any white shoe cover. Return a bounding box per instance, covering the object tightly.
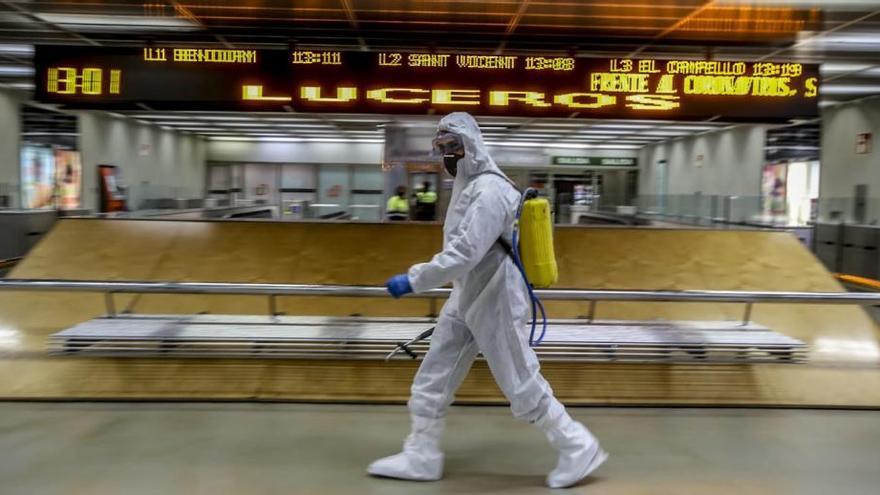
[538,406,608,488]
[367,416,444,481]
[545,423,607,488]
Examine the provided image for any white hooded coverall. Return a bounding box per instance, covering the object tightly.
[407,114,553,423]
[368,112,606,488]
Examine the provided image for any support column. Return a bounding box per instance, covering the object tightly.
[0,89,22,208]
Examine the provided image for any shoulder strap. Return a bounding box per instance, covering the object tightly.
[497,236,514,258]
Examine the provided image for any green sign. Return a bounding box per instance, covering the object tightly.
[552,156,637,167]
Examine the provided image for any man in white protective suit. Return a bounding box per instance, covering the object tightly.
[369,112,607,488]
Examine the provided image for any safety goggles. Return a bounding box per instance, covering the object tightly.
[431,131,465,156]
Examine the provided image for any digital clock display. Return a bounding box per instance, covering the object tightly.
[33,46,820,121]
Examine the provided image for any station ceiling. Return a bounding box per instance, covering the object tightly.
[2,0,879,149]
[116,112,730,150]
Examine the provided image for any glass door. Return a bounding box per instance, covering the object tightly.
[316,164,350,219]
[243,164,280,207]
[280,164,317,219]
[655,159,668,213]
[207,165,230,206]
[352,165,383,222]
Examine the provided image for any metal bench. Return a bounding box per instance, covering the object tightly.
[48,314,807,364]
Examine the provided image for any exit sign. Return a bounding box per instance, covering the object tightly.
[552,156,638,167]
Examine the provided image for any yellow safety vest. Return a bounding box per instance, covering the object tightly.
[387,195,410,213]
[416,191,438,204]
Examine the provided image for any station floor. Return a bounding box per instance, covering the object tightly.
[0,403,878,495]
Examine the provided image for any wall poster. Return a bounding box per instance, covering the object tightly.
[20,145,55,209]
[54,150,82,210]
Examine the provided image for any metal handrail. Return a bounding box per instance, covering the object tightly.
[1,278,879,305]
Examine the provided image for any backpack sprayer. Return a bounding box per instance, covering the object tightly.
[512,188,558,346]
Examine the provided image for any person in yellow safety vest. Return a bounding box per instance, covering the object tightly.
[386,185,410,221]
[414,181,438,221]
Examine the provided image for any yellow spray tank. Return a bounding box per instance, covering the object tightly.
[517,194,558,288]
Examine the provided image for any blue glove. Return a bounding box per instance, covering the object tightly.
[386,274,413,298]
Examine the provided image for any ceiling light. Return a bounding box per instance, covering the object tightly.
[130,114,191,120]
[197,116,260,121]
[615,119,676,125]
[509,133,566,138]
[849,68,880,77]
[531,122,590,128]
[577,130,626,136]
[588,123,654,130]
[34,13,201,32]
[475,120,529,126]
[153,121,206,126]
[485,141,550,148]
[331,119,390,124]
[550,143,599,149]
[810,33,880,45]
[0,65,34,76]
[277,129,342,134]
[588,144,643,149]
[0,82,34,91]
[660,125,720,131]
[305,138,384,143]
[823,67,880,78]
[0,44,33,56]
[640,130,689,136]
[260,117,326,123]
[820,63,873,75]
[821,84,880,95]
[217,122,277,127]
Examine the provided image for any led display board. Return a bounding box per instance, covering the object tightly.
[34,46,819,121]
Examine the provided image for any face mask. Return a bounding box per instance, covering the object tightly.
[443,154,461,177]
[433,131,465,178]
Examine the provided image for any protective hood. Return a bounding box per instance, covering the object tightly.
[437,113,509,208]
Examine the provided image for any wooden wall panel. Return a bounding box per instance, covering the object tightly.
[0,219,878,406]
